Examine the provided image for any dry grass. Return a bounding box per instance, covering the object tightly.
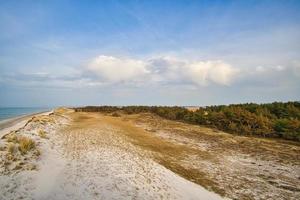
[18,137,36,155]
[8,143,16,154]
[30,115,55,124]
[97,114,223,193]
[111,112,121,117]
[64,112,300,200]
[68,112,219,192]
[6,132,18,143]
[34,149,41,156]
[38,130,48,139]
[111,112,300,199]
[5,133,36,155]
[54,107,73,115]
[2,133,39,173]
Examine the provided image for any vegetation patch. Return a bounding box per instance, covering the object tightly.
[29,115,55,125]
[8,143,17,155]
[1,133,39,174]
[18,137,36,155]
[6,132,18,143]
[75,101,300,141]
[4,133,37,155]
[38,130,48,139]
[96,114,221,194]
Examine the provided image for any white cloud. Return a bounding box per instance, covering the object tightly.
[185,60,238,86]
[2,55,299,94]
[147,56,187,83]
[86,55,238,86]
[87,55,149,82]
[9,54,295,89]
[254,65,286,74]
[147,57,238,86]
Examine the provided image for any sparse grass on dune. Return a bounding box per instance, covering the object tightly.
[18,136,36,155]
[0,111,69,175]
[4,132,37,155]
[30,115,55,124]
[97,114,222,193]
[8,143,16,155]
[38,129,48,139]
[54,107,73,115]
[6,132,18,143]
[80,112,300,200]
[75,102,300,141]
[1,132,39,173]
[69,112,220,192]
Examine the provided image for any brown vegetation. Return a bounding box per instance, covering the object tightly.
[120,112,300,199]
[38,129,48,139]
[1,132,39,174]
[66,111,300,199]
[4,132,37,155]
[18,136,36,155]
[74,101,300,141]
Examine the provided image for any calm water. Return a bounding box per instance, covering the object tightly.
[0,107,50,121]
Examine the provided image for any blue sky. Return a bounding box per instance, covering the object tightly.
[0,0,300,107]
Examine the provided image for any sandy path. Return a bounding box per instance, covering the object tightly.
[0,110,224,200]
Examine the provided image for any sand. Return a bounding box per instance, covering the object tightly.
[0,111,51,139]
[0,109,224,200]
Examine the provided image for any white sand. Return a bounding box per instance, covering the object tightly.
[0,111,225,200]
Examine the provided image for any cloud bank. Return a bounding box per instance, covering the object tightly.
[84,55,238,86]
[184,60,238,86]
[1,55,299,92]
[87,56,149,82]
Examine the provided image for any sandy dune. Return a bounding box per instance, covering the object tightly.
[2,109,299,199]
[0,109,223,200]
[0,111,51,139]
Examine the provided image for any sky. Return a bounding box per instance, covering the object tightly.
[0,0,300,107]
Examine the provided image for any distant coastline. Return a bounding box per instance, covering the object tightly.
[0,107,51,135]
[0,107,50,121]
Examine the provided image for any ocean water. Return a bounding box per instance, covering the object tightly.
[0,107,50,121]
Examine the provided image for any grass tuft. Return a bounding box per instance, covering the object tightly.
[38,130,48,139]
[8,143,16,154]
[6,133,18,143]
[18,137,36,155]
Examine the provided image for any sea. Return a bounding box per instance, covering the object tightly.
[0,107,50,121]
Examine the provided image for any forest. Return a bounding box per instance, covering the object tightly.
[74,102,300,141]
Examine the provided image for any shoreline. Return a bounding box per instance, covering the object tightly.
[0,110,52,139]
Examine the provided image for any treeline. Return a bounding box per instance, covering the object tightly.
[74,102,300,141]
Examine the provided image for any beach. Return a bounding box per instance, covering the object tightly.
[1,108,300,199]
[0,111,51,139]
[0,108,224,200]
